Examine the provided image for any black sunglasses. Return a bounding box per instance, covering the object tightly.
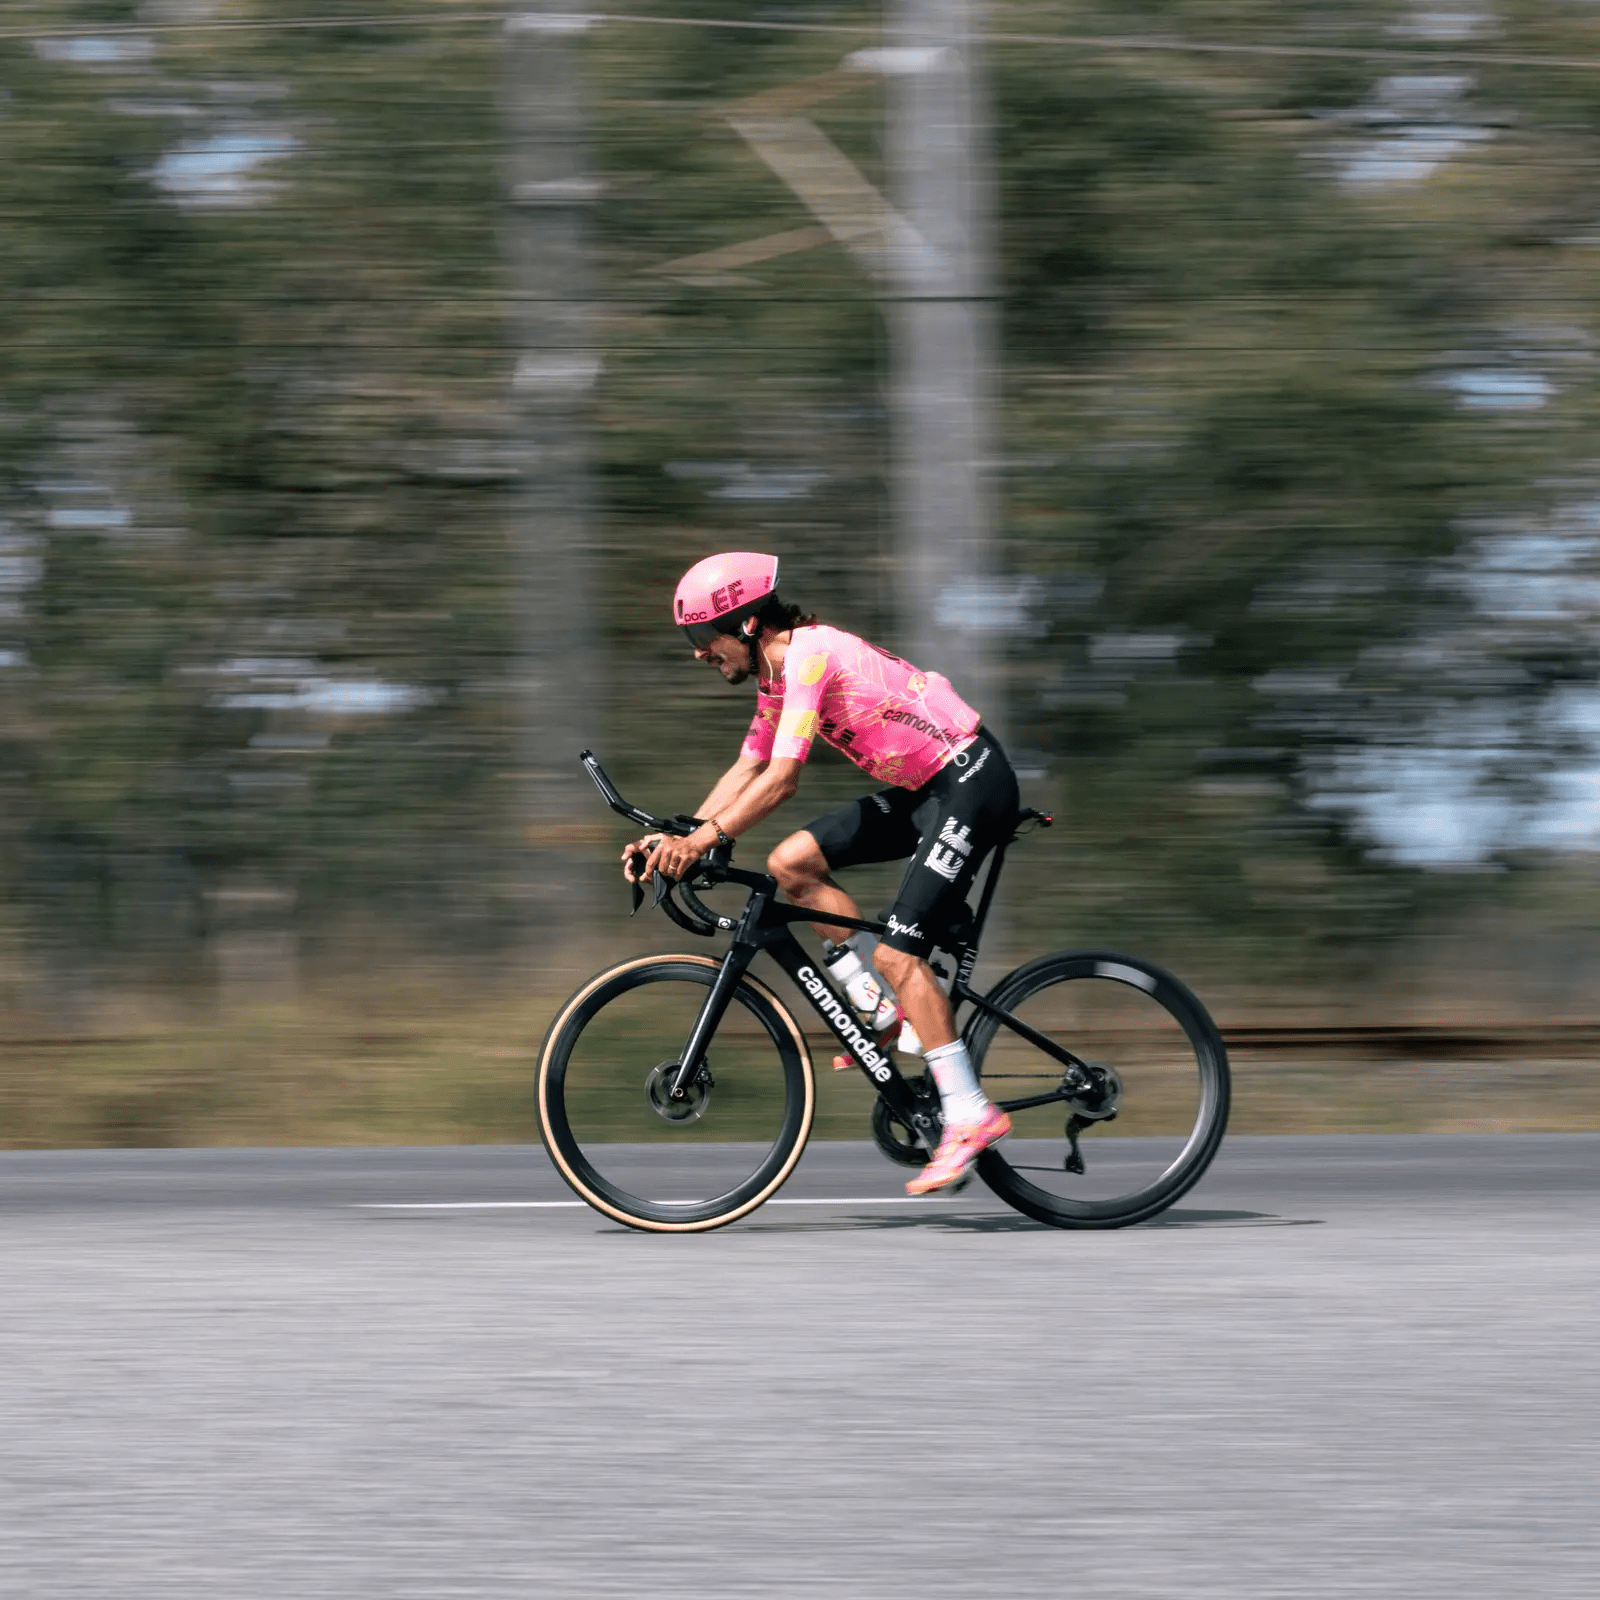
[680,618,745,651]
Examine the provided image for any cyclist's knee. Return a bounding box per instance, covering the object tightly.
[768,831,827,892]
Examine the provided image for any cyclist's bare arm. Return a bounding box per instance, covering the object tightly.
[695,753,767,825]
[643,758,802,882]
[621,754,772,882]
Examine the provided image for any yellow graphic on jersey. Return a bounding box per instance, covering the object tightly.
[798,652,829,687]
[778,707,818,743]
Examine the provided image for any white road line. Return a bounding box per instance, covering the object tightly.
[355,1195,971,1210]
[358,1201,584,1209]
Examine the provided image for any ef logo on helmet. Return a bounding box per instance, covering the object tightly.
[673,553,781,651]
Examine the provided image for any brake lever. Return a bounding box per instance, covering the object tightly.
[627,852,647,917]
[650,868,717,937]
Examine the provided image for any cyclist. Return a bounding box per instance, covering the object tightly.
[624,550,1021,1195]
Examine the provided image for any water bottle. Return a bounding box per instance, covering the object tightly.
[822,941,898,1031]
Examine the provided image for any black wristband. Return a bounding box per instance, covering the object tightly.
[710,820,734,848]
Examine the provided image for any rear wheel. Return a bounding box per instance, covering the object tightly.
[537,954,815,1232]
[965,950,1229,1228]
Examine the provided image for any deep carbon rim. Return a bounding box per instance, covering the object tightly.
[537,955,815,1232]
[966,950,1230,1229]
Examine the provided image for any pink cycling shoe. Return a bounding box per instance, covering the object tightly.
[906,1104,1012,1196]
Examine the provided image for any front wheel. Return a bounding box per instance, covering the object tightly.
[538,954,816,1232]
[965,950,1230,1229]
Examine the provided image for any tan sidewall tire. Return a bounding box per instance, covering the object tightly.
[537,953,815,1232]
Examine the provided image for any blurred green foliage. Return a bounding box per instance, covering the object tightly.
[4,1,1600,1021]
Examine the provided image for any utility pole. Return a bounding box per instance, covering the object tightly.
[502,5,604,954]
[882,0,1003,733]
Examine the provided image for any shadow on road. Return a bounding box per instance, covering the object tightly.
[640,1206,1327,1235]
[1144,1208,1325,1228]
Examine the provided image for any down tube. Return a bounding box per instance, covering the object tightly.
[763,932,924,1122]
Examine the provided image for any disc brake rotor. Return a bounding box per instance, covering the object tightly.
[645,1061,712,1124]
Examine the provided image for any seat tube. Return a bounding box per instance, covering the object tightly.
[670,944,757,1096]
[957,842,1009,989]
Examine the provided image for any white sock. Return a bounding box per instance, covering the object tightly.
[924,1038,989,1127]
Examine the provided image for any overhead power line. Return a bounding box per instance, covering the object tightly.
[4,8,1600,75]
[0,12,510,44]
[608,13,1600,75]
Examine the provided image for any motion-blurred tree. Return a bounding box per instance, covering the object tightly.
[1,7,524,1005]
[3,0,1600,1010]
[987,2,1600,960]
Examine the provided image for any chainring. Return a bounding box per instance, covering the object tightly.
[870,1078,942,1168]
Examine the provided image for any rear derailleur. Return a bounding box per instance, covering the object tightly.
[1062,1063,1121,1174]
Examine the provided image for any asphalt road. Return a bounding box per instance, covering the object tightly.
[2,1135,1596,1598]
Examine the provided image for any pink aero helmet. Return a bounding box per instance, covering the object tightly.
[673,552,781,648]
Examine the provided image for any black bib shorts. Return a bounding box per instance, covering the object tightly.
[800,727,1020,960]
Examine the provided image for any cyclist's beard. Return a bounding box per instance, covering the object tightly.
[721,638,756,685]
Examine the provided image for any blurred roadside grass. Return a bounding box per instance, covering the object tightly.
[3,999,1599,1149]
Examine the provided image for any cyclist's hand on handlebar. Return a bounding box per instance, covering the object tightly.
[649,824,714,883]
[622,834,664,883]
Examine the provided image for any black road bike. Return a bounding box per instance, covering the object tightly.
[537,753,1230,1233]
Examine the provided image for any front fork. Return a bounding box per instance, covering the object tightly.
[669,943,758,1100]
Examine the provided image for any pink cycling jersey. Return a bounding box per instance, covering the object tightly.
[740,624,981,790]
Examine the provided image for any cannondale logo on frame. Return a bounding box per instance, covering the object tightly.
[796,965,891,1080]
